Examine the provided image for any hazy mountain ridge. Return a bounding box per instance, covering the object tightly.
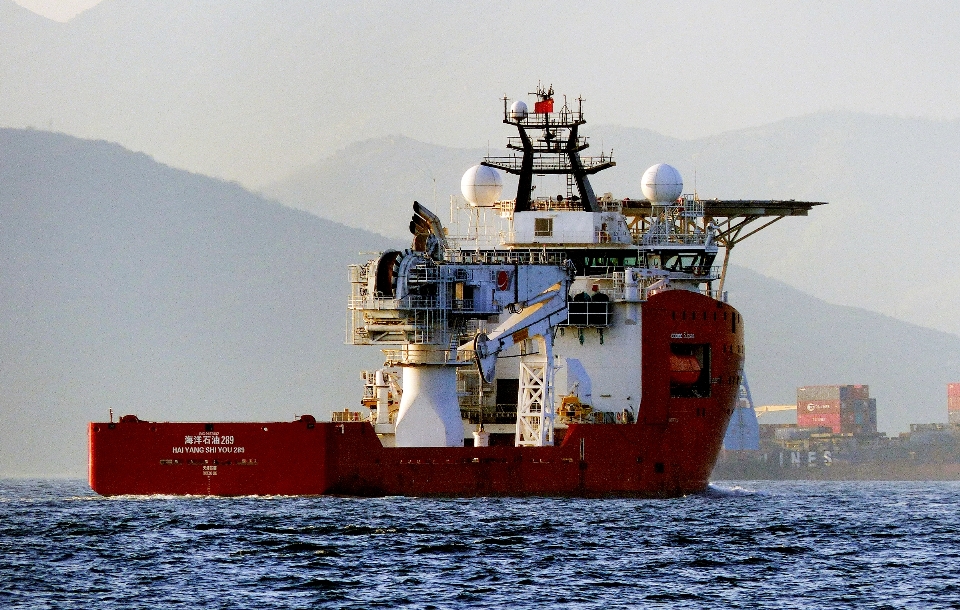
[0,0,603,185]
[0,128,396,476]
[725,265,960,434]
[12,0,960,190]
[1,129,957,477]
[260,135,497,238]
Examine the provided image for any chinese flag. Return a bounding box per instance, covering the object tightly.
[534,99,554,114]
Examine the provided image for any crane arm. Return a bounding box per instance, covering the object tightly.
[466,280,569,383]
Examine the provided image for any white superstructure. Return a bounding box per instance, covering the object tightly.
[345,85,820,449]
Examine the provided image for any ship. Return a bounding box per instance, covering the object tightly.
[714,383,960,481]
[88,85,825,497]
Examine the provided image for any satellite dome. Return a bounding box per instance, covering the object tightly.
[641,163,683,203]
[461,164,503,206]
[510,100,528,121]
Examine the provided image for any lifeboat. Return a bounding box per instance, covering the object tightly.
[669,353,701,385]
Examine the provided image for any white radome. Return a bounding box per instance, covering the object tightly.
[461,164,503,207]
[641,163,683,203]
[510,100,529,121]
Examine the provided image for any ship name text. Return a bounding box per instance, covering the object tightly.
[172,435,244,454]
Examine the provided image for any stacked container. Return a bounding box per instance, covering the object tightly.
[949,383,960,425]
[796,385,877,434]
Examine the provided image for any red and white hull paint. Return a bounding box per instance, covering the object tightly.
[88,85,819,498]
[89,290,743,497]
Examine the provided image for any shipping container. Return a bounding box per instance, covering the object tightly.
[759,423,795,440]
[774,427,799,441]
[948,382,960,398]
[798,385,871,402]
[797,412,842,433]
[796,386,876,435]
[845,398,874,416]
[842,385,870,400]
[949,383,960,417]
[798,386,841,401]
[838,398,877,434]
[797,399,841,415]
[947,384,959,426]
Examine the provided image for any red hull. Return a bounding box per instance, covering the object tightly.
[88,291,743,497]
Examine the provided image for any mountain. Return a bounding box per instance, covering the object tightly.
[259,136,497,239]
[592,114,960,338]
[0,128,395,477]
[265,114,960,337]
[8,1,960,189]
[1,129,958,477]
[1,0,732,186]
[725,265,960,435]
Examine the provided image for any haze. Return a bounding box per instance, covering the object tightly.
[4,0,960,186]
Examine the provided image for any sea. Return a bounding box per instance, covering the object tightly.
[1,479,958,609]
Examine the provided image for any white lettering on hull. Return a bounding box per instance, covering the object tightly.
[172,446,245,454]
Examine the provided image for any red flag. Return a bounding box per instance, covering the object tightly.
[534,99,554,114]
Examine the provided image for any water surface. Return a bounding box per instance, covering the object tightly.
[2,479,958,608]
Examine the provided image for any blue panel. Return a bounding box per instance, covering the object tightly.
[723,373,760,451]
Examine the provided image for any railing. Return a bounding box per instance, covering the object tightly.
[700,289,729,302]
[561,300,612,327]
[641,232,712,246]
[503,111,585,127]
[504,137,586,153]
[348,264,368,284]
[529,198,587,212]
[504,229,624,244]
[348,296,398,311]
[379,347,475,367]
[348,295,446,311]
[331,410,365,423]
[595,199,622,213]
[665,265,722,281]
[484,154,614,174]
[443,248,569,266]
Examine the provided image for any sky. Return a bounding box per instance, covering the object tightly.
[4,1,960,187]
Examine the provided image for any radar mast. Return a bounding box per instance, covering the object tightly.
[482,84,615,212]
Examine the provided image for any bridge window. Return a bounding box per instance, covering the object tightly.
[660,251,716,274]
[534,218,553,237]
